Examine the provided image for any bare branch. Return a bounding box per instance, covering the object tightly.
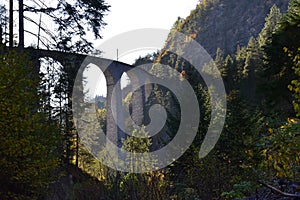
[24,6,57,14]
[24,30,50,49]
[258,181,300,198]
[23,16,56,40]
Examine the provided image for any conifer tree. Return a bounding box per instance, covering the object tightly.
[0,51,62,199]
[257,5,283,48]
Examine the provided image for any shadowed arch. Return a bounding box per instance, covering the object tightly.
[17,47,152,148]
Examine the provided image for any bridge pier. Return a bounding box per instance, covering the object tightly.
[19,47,153,159]
[105,69,126,148]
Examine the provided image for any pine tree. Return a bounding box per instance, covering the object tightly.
[259,0,300,117]
[7,0,110,52]
[120,126,166,199]
[257,5,283,48]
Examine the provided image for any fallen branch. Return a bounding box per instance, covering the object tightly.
[258,180,300,198]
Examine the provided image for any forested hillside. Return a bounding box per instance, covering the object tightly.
[170,0,289,56]
[144,0,300,199]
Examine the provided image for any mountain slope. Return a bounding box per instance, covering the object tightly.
[167,0,289,56]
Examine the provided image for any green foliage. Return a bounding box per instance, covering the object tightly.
[0,50,61,199]
[257,5,283,48]
[96,108,107,131]
[122,126,153,172]
[288,48,300,117]
[118,126,168,200]
[8,0,294,199]
[54,0,110,52]
[221,2,300,196]
[120,1,300,199]
[260,118,300,179]
[259,47,300,181]
[19,0,110,52]
[140,1,299,199]
[222,181,255,200]
[122,126,151,153]
[259,0,300,116]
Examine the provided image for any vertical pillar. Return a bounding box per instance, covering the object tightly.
[131,83,144,126]
[105,69,125,148]
[127,71,150,127]
[106,77,118,145]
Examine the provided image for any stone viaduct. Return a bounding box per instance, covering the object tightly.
[20,47,152,148]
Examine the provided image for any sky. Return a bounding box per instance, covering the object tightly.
[97,0,199,64]
[84,0,199,98]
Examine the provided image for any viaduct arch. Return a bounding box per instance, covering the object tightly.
[21,47,152,148]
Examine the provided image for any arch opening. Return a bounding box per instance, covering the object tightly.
[82,63,107,102]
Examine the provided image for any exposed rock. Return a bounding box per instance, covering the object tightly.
[169,0,290,57]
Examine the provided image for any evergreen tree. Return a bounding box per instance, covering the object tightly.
[258,0,300,117]
[0,51,62,199]
[257,5,283,48]
[289,48,300,117]
[10,0,110,52]
[120,126,167,200]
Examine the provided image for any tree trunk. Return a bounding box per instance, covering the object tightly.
[0,26,3,45]
[19,0,24,49]
[76,130,79,167]
[37,14,42,49]
[9,0,13,48]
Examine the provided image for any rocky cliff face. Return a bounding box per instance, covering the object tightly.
[169,0,290,56]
